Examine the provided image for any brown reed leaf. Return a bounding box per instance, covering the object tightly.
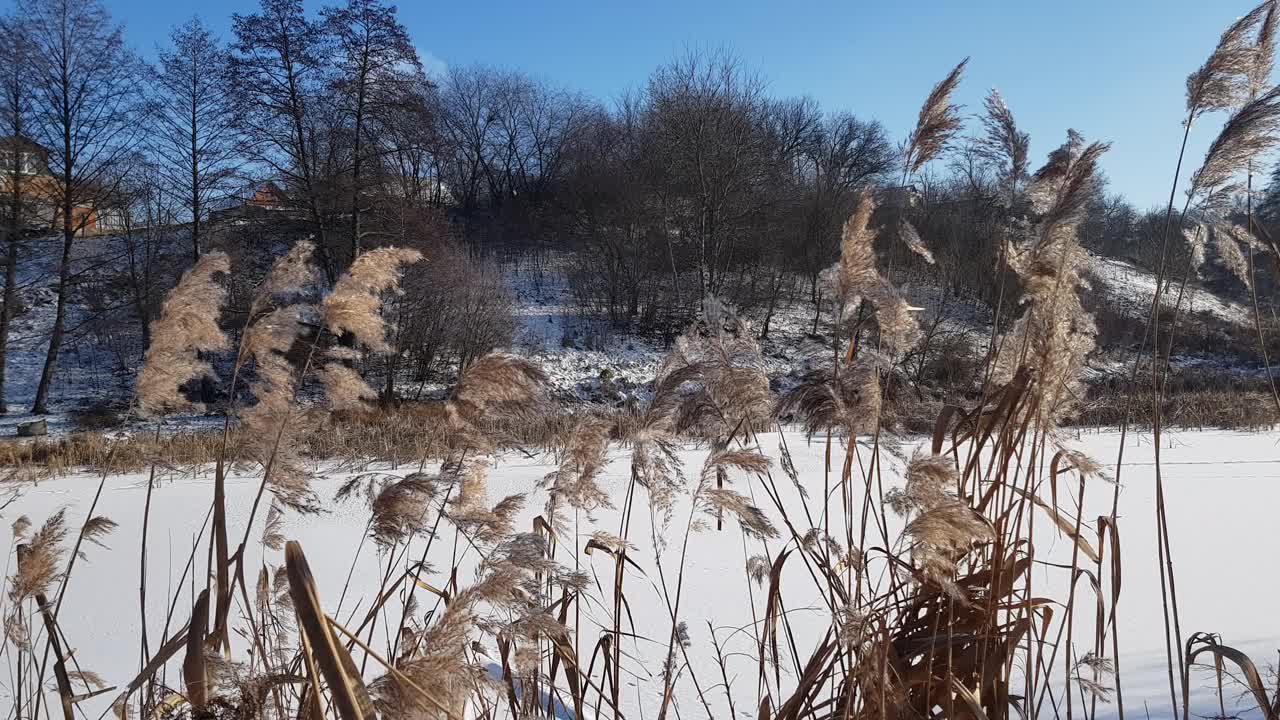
[286,541,371,720]
[182,590,209,710]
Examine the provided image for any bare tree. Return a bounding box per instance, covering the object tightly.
[112,156,184,349]
[794,112,894,299]
[230,0,338,279]
[382,79,445,207]
[438,66,501,215]
[322,0,420,261]
[152,17,240,260]
[646,51,769,297]
[0,15,34,413]
[21,0,143,414]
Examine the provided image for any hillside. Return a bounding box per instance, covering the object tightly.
[3,233,1269,436]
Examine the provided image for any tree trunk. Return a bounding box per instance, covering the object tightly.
[32,219,73,415]
[350,62,368,263]
[760,270,782,342]
[0,144,22,414]
[191,94,201,261]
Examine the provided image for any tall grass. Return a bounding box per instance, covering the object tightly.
[3,6,1280,720]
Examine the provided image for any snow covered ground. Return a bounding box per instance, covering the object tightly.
[0,233,138,429]
[0,239,1266,439]
[1,428,1276,718]
[501,250,1268,412]
[1088,254,1253,325]
[505,254,848,404]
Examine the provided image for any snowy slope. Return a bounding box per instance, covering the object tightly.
[506,255,843,403]
[0,243,1264,436]
[0,233,138,427]
[1089,254,1252,324]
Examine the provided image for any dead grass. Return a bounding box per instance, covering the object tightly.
[0,401,587,478]
[0,431,227,480]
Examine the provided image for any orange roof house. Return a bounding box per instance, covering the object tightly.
[246,181,289,209]
[209,180,297,223]
[0,135,120,236]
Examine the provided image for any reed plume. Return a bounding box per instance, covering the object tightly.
[776,361,881,436]
[977,88,1030,196]
[697,450,777,539]
[1185,221,1209,271]
[322,246,423,353]
[996,130,1108,427]
[830,190,922,357]
[904,58,969,174]
[903,501,994,601]
[447,352,549,425]
[836,194,879,299]
[368,474,438,547]
[317,363,378,411]
[1249,2,1278,95]
[7,508,68,602]
[885,451,953,516]
[1190,85,1280,196]
[374,534,542,719]
[239,304,317,512]
[674,301,773,438]
[870,283,922,355]
[318,246,422,410]
[135,252,231,416]
[253,240,318,311]
[1215,224,1254,287]
[617,359,700,519]
[886,451,993,600]
[1187,1,1277,118]
[896,219,934,264]
[543,417,612,513]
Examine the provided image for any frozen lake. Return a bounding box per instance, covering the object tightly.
[1,427,1277,719]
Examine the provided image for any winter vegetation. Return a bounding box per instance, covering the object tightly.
[0,0,1279,719]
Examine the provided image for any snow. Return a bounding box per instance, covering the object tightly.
[0,240,1262,438]
[1,428,1276,718]
[1088,254,1252,325]
[505,255,845,403]
[1,233,140,426]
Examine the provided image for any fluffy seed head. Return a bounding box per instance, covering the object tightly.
[136,252,231,416]
[323,247,423,353]
[1190,85,1280,197]
[1187,1,1277,117]
[905,58,969,173]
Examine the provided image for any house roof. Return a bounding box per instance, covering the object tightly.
[0,135,49,155]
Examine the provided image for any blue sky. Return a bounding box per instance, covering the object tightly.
[5,0,1264,208]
